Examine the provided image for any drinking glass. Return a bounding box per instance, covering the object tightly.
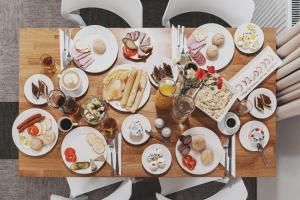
[172,95,195,123]
[155,78,176,110]
[40,54,57,74]
[235,99,253,116]
[101,117,117,140]
[63,96,80,115]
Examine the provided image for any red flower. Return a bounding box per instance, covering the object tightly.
[217,76,223,89]
[196,68,206,80]
[207,66,216,74]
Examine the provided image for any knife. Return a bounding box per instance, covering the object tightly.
[228,135,233,176]
[114,129,119,175]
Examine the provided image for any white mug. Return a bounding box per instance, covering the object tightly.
[58,68,82,93]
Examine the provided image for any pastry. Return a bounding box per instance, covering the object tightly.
[191,136,206,152]
[254,95,264,112]
[201,149,214,165]
[30,137,43,151]
[121,68,138,106]
[126,69,142,108]
[93,38,106,55]
[261,94,271,108]
[212,33,225,47]
[38,80,48,97]
[130,70,147,113]
[206,45,219,60]
[151,63,173,84]
[32,83,40,99]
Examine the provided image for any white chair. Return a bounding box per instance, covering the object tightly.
[161,0,255,27]
[276,21,300,121]
[61,0,143,27]
[156,178,247,200]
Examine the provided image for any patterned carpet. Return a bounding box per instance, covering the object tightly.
[0,0,256,199]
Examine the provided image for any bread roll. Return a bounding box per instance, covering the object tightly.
[191,136,206,152]
[121,68,138,106]
[206,45,219,60]
[201,149,214,165]
[31,137,43,151]
[212,33,225,47]
[93,39,106,55]
[130,70,147,113]
[126,69,142,108]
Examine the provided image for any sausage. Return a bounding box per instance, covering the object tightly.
[18,116,45,133]
[17,114,41,129]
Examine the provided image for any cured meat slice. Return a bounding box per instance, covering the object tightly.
[140,37,150,47]
[189,49,206,66]
[138,32,146,45]
[187,35,206,51]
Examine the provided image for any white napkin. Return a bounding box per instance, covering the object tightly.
[59,29,73,71]
[171,25,188,65]
[220,134,236,177]
[106,133,122,175]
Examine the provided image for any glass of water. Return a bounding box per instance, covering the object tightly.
[172,95,195,123]
[235,99,253,116]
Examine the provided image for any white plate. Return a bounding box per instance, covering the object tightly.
[108,64,151,112]
[247,88,277,119]
[175,127,223,175]
[24,74,54,105]
[239,120,270,151]
[142,144,172,175]
[217,112,240,136]
[72,25,118,73]
[12,108,59,156]
[148,57,179,88]
[188,23,235,71]
[59,68,89,98]
[61,126,108,175]
[121,114,151,145]
[234,23,264,54]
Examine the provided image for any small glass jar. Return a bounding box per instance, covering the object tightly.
[155,78,176,110]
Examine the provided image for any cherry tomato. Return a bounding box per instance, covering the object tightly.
[123,45,137,57]
[64,147,76,157]
[66,153,77,163]
[27,125,39,136]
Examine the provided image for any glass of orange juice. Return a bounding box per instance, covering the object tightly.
[155,78,176,110]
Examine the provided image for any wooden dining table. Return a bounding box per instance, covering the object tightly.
[18,27,276,177]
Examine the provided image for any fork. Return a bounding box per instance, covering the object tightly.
[145,130,167,144]
[108,139,114,176]
[257,143,269,168]
[66,29,72,67]
[180,26,185,57]
[222,139,229,177]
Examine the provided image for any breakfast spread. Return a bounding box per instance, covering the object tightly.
[103,67,148,113]
[151,62,174,84]
[122,31,153,60]
[230,46,282,100]
[81,97,107,124]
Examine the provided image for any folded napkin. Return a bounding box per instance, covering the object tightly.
[106,133,122,175]
[171,25,188,65]
[59,29,69,71]
[220,134,236,177]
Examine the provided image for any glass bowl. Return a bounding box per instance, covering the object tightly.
[80,96,108,125]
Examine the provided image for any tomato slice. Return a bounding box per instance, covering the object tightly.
[27,125,39,136]
[123,45,137,57]
[182,155,197,170]
[64,147,76,156]
[66,153,77,163]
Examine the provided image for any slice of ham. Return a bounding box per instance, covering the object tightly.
[76,52,91,60]
[138,32,146,45]
[187,35,206,51]
[189,49,206,66]
[140,37,150,47]
[81,57,95,69]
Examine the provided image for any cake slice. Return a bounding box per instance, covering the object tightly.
[38,80,48,98]
[260,94,272,108]
[32,83,40,99]
[254,95,264,112]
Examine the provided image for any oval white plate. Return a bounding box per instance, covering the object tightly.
[72,25,118,73]
[217,112,241,136]
[188,23,235,71]
[61,126,108,175]
[148,57,179,88]
[12,108,58,156]
[121,114,151,145]
[234,23,264,54]
[24,74,54,105]
[108,64,151,112]
[142,144,172,175]
[175,127,223,175]
[59,68,89,98]
[247,88,277,119]
[239,120,270,151]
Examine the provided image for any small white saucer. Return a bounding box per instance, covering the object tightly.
[59,68,89,98]
[217,112,240,135]
[24,74,54,105]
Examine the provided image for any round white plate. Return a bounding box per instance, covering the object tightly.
[59,68,89,98]
[247,88,277,119]
[142,144,172,175]
[175,127,223,175]
[234,23,264,54]
[239,120,270,151]
[61,126,108,174]
[108,64,151,112]
[72,25,118,73]
[12,108,59,156]
[148,57,179,88]
[217,112,240,136]
[122,114,151,145]
[189,23,235,71]
[24,74,54,105]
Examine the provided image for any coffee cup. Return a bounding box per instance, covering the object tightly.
[58,117,78,132]
[217,112,240,135]
[58,68,82,93]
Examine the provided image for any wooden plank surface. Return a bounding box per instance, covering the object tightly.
[19,28,276,177]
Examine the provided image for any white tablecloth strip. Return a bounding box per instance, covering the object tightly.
[277,70,300,91]
[278,88,300,106]
[277,98,300,121]
[277,22,300,48]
